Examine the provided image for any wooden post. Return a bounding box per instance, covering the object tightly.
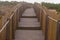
[47,16,57,40]
[12,13,17,39]
[56,20,60,40]
[45,15,49,40]
[0,16,2,40]
[0,17,9,40]
[9,13,14,40]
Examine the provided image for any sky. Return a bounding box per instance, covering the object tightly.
[0,0,60,4]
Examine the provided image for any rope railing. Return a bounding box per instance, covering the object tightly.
[0,10,15,33]
[48,16,58,22]
[0,20,9,33]
[0,12,16,40]
[9,13,14,19]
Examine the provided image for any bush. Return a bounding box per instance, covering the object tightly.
[0,1,19,6]
[42,2,60,12]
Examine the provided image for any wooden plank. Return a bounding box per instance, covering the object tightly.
[0,20,9,40]
[33,4,40,22]
[47,17,57,40]
[0,16,2,29]
[6,21,10,40]
[0,27,6,40]
[12,13,17,39]
[9,17,13,40]
[21,16,37,18]
[0,28,6,40]
[56,20,60,40]
[41,11,47,34]
[45,15,49,40]
[17,27,41,30]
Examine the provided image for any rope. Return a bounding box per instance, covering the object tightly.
[0,20,9,33]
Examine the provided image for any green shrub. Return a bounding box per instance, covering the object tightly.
[42,2,60,12]
[0,1,19,6]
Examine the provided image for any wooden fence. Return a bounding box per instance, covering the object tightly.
[0,2,34,40]
[41,5,60,40]
[33,3,40,22]
[34,3,60,40]
[0,2,60,40]
[0,10,17,40]
[0,3,23,40]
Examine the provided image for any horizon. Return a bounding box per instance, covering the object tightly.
[0,0,60,4]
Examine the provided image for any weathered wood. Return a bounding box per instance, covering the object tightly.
[33,4,40,22]
[56,20,60,40]
[47,17,57,40]
[0,16,2,29]
[17,27,41,30]
[21,16,37,18]
[41,11,47,34]
[9,17,13,40]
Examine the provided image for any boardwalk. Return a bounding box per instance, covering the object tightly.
[22,8,36,16]
[19,8,40,27]
[0,2,59,40]
[15,8,44,40]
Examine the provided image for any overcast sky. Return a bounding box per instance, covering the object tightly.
[0,0,60,4]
